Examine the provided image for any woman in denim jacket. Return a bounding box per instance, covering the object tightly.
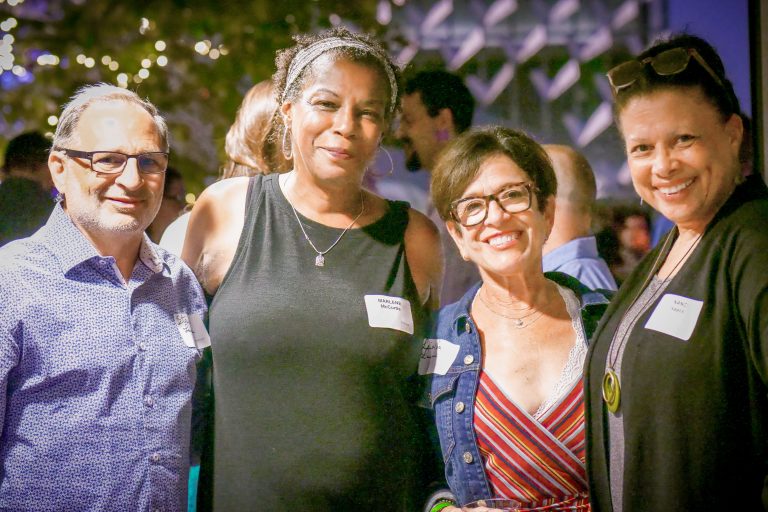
[420,127,610,511]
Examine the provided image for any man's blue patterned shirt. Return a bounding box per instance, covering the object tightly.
[0,204,207,511]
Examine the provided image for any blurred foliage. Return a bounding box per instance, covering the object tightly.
[0,0,381,193]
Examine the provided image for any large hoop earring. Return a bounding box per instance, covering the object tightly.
[282,125,293,160]
[367,146,394,178]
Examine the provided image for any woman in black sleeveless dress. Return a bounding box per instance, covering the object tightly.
[183,27,443,511]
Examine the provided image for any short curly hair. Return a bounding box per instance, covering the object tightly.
[272,27,401,128]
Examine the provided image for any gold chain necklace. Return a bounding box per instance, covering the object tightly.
[602,229,702,413]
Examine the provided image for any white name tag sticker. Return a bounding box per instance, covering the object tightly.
[418,338,460,375]
[644,293,703,341]
[363,295,414,334]
[174,312,211,349]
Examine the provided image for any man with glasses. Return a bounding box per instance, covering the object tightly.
[0,84,208,511]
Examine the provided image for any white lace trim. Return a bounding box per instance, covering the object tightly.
[533,285,587,420]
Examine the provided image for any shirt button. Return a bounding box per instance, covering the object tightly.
[463,451,474,464]
[455,401,465,414]
[150,452,160,463]
[138,342,148,351]
[144,395,155,407]
[463,354,474,365]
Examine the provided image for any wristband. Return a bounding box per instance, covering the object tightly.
[430,499,455,512]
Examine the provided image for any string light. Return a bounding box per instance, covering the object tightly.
[194,40,210,55]
[47,115,58,126]
[76,54,86,64]
[154,40,166,52]
[101,55,111,65]
[156,55,168,67]
[36,54,60,66]
[209,48,220,59]
[108,61,119,71]
[137,68,149,79]
[141,58,151,68]
[116,72,128,87]
[0,17,18,31]
[84,57,95,68]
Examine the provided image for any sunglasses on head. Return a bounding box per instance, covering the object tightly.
[606,47,724,95]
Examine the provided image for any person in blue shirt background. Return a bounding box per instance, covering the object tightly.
[542,144,617,291]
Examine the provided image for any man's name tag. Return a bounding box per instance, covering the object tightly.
[644,293,703,341]
[174,312,211,349]
[363,295,414,334]
[418,338,460,375]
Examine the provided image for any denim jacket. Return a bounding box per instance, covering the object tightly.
[419,272,611,507]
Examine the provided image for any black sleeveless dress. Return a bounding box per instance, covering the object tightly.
[206,174,434,510]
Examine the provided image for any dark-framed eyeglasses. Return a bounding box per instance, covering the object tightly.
[606,47,725,96]
[54,147,169,175]
[450,182,535,228]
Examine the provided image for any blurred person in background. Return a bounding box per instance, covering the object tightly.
[542,144,617,291]
[393,69,480,305]
[147,166,186,242]
[159,80,290,256]
[0,131,55,246]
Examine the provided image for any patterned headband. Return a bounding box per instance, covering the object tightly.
[281,37,398,115]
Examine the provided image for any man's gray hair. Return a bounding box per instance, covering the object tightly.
[52,83,169,151]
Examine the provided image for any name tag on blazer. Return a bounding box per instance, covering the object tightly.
[644,293,703,341]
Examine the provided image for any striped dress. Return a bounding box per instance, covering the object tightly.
[473,287,590,511]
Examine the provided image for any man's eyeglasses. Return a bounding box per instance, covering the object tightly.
[55,147,169,175]
[606,47,724,95]
[450,182,534,227]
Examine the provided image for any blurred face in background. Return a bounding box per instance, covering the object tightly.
[619,214,650,254]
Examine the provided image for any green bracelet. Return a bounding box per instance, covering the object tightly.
[430,499,455,512]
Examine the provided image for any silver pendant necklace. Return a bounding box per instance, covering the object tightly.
[286,181,365,268]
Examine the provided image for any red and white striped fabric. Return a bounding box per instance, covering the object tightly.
[474,371,590,511]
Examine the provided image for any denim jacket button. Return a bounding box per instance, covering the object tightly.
[462,451,474,464]
[465,322,472,333]
[455,401,465,413]
[463,354,474,365]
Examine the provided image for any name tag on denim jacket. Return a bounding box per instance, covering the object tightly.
[644,293,703,341]
[418,338,460,375]
[174,312,211,349]
[364,295,414,334]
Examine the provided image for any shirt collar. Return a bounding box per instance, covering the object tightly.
[41,203,168,275]
[542,236,599,272]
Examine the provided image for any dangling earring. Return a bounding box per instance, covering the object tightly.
[367,146,394,178]
[639,197,644,207]
[282,124,293,160]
